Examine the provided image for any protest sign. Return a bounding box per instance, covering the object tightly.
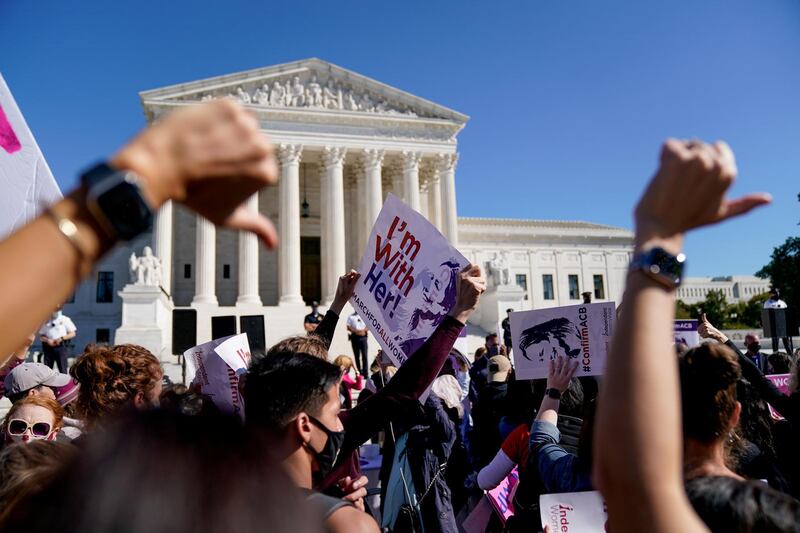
[486,467,519,524]
[540,491,608,532]
[0,74,61,239]
[184,333,251,421]
[766,373,791,420]
[351,193,468,369]
[511,302,615,380]
[674,319,700,348]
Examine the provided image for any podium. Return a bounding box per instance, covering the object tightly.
[762,308,797,353]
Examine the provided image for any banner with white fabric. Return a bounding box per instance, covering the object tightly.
[0,73,61,239]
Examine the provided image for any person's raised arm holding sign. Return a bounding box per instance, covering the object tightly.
[594,139,770,533]
[318,263,485,492]
[0,99,279,361]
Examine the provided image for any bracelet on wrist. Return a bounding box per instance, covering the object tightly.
[45,207,93,277]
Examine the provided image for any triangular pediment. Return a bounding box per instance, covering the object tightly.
[140,58,468,123]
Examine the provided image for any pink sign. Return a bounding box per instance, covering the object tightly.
[0,104,21,154]
[766,373,791,420]
[486,467,519,524]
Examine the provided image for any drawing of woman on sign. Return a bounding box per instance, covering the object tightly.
[394,259,461,357]
[518,317,582,363]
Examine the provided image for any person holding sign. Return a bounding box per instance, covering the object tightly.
[594,139,771,533]
[269,264,485,500]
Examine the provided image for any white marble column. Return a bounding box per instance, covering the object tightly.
[427,172,443,230]
[389,163,404,202]
[278,144,303,304]
[152,200,173,295]
[354,163,368,255]
[322,146,347,305]
[363,148,384,230]
[401,151,422,212]
[236,193,262,306]
[438,153,459,245]
[192,214,217,305]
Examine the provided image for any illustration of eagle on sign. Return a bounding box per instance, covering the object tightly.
[518,317,583,362]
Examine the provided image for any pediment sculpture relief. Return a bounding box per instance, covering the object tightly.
[199,74,423,117]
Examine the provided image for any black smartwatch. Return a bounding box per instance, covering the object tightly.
[629,246,686,290]
[81,162,154,241]
[545,388,562,400]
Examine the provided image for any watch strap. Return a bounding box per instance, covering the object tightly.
[546,388,562,400]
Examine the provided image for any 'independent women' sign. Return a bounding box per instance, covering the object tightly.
[351,194,468,368]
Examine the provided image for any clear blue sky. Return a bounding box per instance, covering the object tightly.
[2,0,798,277]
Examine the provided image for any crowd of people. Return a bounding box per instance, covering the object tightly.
[0,99,797,532]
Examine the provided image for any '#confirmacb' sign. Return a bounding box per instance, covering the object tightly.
[351,194,468,367]
[674,319,700,348]
[511,302,615,380]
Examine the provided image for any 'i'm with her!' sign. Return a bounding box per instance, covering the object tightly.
[351,193,468,368]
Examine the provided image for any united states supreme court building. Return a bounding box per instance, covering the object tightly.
[64,58,635,361]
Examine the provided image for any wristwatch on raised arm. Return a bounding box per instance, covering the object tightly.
[629,246,686,290]
[545,388,562,400]
[81,162,154,241]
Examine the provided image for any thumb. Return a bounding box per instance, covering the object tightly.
[224,206,278,249]
[700,313,708,323]
[718,194,772,221]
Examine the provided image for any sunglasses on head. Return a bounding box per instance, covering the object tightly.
[7,419,52,437]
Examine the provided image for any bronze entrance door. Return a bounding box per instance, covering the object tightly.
[300,237,321,304]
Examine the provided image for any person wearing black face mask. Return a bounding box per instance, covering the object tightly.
[244,352,379,533]
[744,333,767,374]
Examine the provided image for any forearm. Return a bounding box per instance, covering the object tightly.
[0,191,113,357]
[726,339,793,417]
[384,316,463,401]
[477,450,515,490]
[311,311,340,348]
[535,396,560,426]
[342,316,463,447]
[596,272,685,514]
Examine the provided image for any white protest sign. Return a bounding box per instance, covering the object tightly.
[540,491,608,532]
[351,193,468,368]
[214,333,252,377]
[674,319,700,348]
[183,333,251,421]
[0,74,61,239]
[511,302,615,380]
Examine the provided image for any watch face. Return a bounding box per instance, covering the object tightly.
[96,180,153,240]
[649,248,685,284]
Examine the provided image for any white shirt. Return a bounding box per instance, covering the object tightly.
[764,298,788,309]
[347,313,366,332]
[39,313,76,341]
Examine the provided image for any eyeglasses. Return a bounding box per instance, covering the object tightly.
[7,419,52,437]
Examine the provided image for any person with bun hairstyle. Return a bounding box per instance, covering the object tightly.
[69,344,162,427]
[679,343,743,481]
